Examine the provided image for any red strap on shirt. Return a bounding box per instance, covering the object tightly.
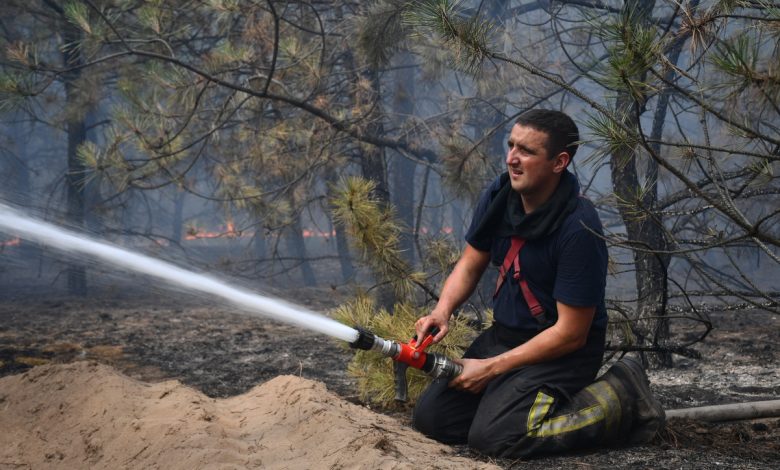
[493,236,545,319]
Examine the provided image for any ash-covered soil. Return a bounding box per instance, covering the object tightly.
[0,286,778,469]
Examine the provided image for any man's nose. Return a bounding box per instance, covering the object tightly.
[506,148,518,164]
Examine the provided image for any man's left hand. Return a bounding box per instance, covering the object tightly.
[448,358,497,394]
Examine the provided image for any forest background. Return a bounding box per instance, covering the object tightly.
[0,0,778,403]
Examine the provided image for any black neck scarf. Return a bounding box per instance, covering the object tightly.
[471,170,580,242]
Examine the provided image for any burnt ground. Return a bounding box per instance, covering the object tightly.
[0,286,778,469]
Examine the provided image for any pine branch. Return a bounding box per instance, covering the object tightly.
[331,176,439,301]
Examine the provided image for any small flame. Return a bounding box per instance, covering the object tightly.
[225,221,237,238]
[182,226,343,241]
[302,229,336,239]
[0,237,21,247]
[184,219,247,241]
[419,227,454,235]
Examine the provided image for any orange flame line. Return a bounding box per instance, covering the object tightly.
[0,237,21,247]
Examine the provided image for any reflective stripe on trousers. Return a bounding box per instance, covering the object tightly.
[526,381,621,438]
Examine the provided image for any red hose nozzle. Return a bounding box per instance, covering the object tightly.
[349,326,461,379]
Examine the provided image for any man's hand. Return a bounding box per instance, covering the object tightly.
[415,310,449,344]
[448,358,497,394]
[444,301,596,394]
[414,244,489,345]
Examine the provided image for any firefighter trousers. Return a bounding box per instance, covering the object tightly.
[412,322,631,458]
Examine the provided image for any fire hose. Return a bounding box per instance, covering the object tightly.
[349,326,462,401]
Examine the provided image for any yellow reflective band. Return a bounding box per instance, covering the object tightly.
[525,381,622,439]
[526,391,555,433]
[527,404,604,437]
[583,380,621,434]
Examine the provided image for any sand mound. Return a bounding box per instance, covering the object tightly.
[0,362,496,469]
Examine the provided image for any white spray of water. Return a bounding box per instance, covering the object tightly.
[0,203,359,344]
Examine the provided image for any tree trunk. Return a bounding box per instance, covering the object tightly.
[390,54,417,265]
[83,107,102,235]
[4,117,40,261]
[390,152,415,261]
[172,189,185,244]
[333,221,355,282]
[335,8,396,307]
[287,212,317,287]
[641,9,693,365]
[324,167,355,283]
[359,67,395,310]
[609,0,671,366]
[452,199,465,244]
[253,224,267,280]
[63,22,88,296]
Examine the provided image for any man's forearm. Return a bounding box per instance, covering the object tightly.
[451,312,594,394]
[486,325,581,375]
[432,245,490,319]
[486,303,596,376]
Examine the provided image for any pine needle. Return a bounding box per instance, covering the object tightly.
[64,1,93,35]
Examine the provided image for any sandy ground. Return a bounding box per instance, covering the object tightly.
[0,287,779,469]
[0,361,497,469]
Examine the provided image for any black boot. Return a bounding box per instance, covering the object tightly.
[600,353,666,444]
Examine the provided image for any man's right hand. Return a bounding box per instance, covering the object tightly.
[415,311,449,344]
[414,244,490,345]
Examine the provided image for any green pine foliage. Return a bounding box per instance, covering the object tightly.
[331,294,485,407]
[582,109,640,167]
[438,131,494,200]
[355,1,410,68]
[331,176,427,300]
[63,1,92,35]
[403,0,495,76]
[589,4,660,103]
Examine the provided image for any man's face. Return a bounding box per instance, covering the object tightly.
[506,124,563,196]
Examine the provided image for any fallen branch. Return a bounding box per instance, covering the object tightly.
[665,399,780,422]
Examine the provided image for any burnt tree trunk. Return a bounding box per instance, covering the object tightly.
[171,189,185,244]
[287,212,317,287]
[335,6,397,307]
[62,21,88,296]
[333,221,355,282]
[609,0,672,367]
[325,167,355,283]
[390,54,417,265]
[253,225,267,278]
[4,117,40,261]
[640,8,694,367]
[360,68,395,310]
[452,200,465,244]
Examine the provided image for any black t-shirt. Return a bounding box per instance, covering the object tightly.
[465,175,609,330]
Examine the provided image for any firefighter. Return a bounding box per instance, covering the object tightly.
[412,109,664,457]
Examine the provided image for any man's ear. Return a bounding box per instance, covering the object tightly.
[553,151,571,173]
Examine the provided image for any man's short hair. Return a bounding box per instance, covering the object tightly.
[515,109,579,160]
